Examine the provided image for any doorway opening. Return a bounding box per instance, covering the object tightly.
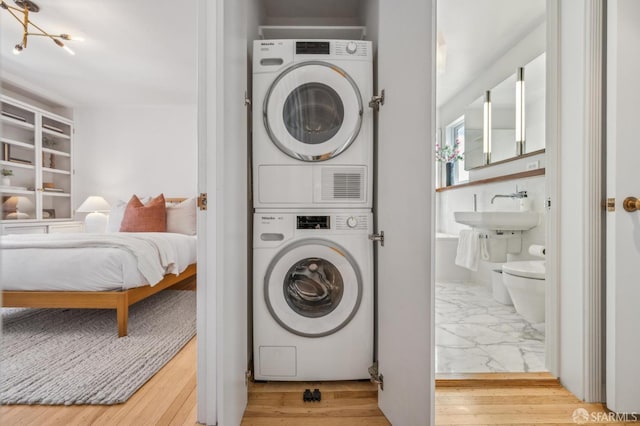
[434,0,551,376]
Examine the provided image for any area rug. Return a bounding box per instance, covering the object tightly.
[0,290,196,405]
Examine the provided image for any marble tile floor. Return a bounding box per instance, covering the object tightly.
[436,280,546,374]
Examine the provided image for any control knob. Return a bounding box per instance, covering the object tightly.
[346,216,358,228]
[346,42,358,54]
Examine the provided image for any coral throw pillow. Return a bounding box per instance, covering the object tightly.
[119,194,167,232]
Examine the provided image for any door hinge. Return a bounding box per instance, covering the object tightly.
[369,230,384,246]
[369,89,385,111]
[245,370,252,386]
[244,91,251,107]
[197,193,208,211]
[369,361,384,390]
[546,197,551,211]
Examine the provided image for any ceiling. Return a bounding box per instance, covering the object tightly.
[436,0,546,107]
[0,0,543,109]
[0,0,197,107]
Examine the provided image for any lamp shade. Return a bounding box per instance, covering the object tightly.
[3,195,35,212]
[77,196,111,213]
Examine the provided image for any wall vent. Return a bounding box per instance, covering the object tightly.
[321,167,365,202]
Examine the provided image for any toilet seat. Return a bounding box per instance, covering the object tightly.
[502,261,545,280]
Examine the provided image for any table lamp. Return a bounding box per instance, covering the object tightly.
[77,196,111,233]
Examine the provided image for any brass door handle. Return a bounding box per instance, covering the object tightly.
[623,197,640,212]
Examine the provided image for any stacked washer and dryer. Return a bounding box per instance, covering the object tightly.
[252,39,374,381]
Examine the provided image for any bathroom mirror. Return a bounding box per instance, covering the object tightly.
[489,73,517,163]
[463,95,485,170]
[524,52,546,153]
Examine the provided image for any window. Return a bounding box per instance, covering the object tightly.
[442,117,468,185]
[452,121,469,183]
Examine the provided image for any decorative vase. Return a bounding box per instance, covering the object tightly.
[2,176,10,187]
[445,162,454,186]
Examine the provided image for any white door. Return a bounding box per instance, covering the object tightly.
[606,0,640,414]
[375,0,434,424]
[198,0,249,424]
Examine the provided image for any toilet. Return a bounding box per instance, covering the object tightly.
[501,261,546,323]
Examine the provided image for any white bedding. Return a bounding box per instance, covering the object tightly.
[0,232,197,292]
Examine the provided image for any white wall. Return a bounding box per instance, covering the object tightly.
[73,105,197,206]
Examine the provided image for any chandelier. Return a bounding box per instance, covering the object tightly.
[0,0,82,55]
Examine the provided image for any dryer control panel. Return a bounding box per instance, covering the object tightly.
[297,215,330,230]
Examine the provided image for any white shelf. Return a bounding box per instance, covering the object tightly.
[0,160,35,170]
[42,167,71,175]
[258,25,367,40]
[0,187,35,195]
[1,115,35,130]
[42,147,71,158]
[42,191,71,197]
[42,128,71,139]
[1,138,35,150]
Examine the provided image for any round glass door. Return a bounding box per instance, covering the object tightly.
[264,239,363,337]
[263,61,364,162]
[284,257,344,318]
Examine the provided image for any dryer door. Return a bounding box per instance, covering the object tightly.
[263,61,364,162]
[264,238,363,337]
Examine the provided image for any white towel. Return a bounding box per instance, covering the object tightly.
[455,229,480,271]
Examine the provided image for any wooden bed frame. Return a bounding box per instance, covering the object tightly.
[2,263,197,337]
[2,197,197,338]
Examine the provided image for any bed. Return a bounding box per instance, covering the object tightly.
[0,196,198,337]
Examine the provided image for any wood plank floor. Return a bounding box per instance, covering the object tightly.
[435,380,627,425]
[0,337,198,426]
[2,341,632,425]
[242,380,390,426]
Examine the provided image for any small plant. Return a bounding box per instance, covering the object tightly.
[2,168,13,176]
[42,136,58,148]
[435,140,464,163]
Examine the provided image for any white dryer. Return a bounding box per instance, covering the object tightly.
[253,210,373,381]
[252,39,373,209]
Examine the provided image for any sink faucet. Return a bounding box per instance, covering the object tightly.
[491,190,528,204]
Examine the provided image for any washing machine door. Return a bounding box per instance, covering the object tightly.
[263,61,364,162]
[264,238,363,337]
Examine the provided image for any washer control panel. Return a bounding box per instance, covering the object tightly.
[334,40,370,57]
[335,214,369,231]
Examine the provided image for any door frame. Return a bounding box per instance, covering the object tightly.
[194,0,610,423]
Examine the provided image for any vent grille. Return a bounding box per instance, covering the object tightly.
[321,168,364,201]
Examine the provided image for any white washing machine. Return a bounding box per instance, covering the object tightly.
[253,210,373,381]
[252,39,373,209]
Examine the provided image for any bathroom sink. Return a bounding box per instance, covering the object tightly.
[454,211,540,231]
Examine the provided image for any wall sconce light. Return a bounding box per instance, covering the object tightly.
[0,0,83,56]
[483,90,492,165]
[515,67,526,156]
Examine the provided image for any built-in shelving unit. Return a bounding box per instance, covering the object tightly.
[1,95,73,223]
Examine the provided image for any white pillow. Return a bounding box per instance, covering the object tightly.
[166,197,197,235]
[107,196,151,233]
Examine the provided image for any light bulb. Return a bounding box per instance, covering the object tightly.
[13,44,23,55]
